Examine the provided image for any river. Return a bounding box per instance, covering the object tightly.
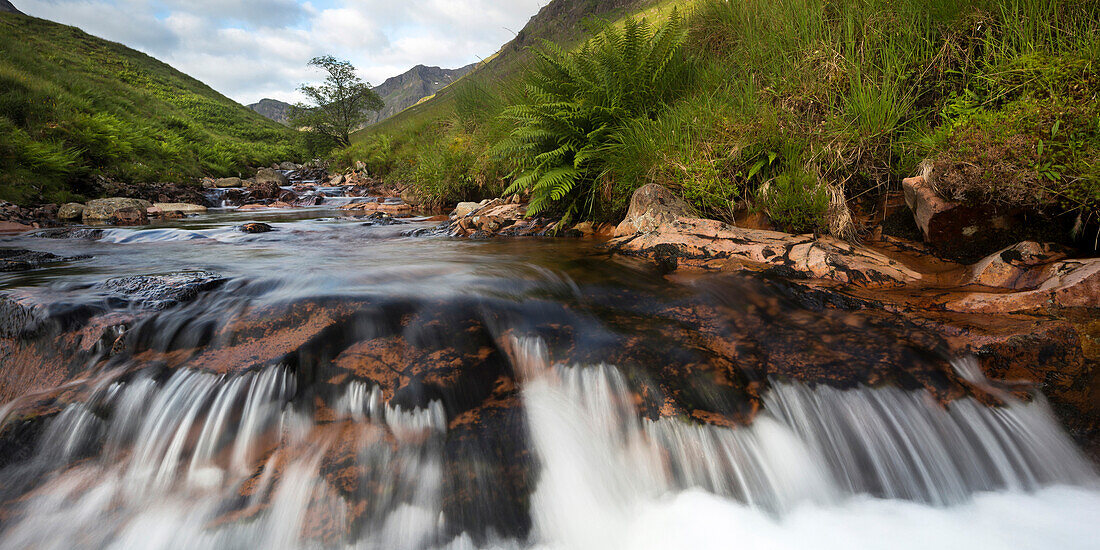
[0,205,1097,549]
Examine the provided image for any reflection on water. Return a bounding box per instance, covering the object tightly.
[0,209,1097,549]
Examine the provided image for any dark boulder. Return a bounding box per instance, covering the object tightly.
[0,249,83,272]
[239,222,274,234]
[99,271,227,310]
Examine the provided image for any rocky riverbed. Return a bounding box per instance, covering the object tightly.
[0,169,1097,548]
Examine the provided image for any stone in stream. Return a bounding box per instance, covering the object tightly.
[254,168,290,187]
[57,203,85,221]
[614,182,693,237]
[212,177,243,188]
[99,271,228,310]
[31,227,106,240]
[152,203,207,216]
[0,249,83,272]
[82,197,152,225]
[451,202,480,218]
[244,180,282,201]
[359,212,403,226]
[239,222,274,233]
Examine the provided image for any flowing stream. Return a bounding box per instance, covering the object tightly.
[0,207,1096,549]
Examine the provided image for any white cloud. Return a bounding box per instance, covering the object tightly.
[15,0,542,105]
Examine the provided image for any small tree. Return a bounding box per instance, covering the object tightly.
[290,56,383,148]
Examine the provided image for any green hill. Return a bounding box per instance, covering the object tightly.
[342,0,1098,238]
[0,12,304,205]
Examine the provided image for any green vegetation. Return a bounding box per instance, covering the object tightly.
[0,12,304,205]
[496,16,694,225]
[343,0,1098,239]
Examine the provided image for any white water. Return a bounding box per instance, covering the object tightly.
[0,340,1097,549]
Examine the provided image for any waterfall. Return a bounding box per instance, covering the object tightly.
[0,340,1097,549]
[0,368,448,550]
[511,336,1100,550]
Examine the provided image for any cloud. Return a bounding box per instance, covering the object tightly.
[15,0,541,104]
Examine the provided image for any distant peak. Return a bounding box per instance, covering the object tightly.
[0,0,23,15]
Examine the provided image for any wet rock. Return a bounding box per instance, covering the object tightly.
[254,168,290,187]
[239,222,274,234]
[213,177,242,188]
[99,271,227,310]
[294,195,324,207]
[946,257,1100,313]
[89,179,206,206]
[244,180,282,201]
[0,249,81,272]
[287,167,327,183]
[57,203,85,221]
[111,207,147,226]
[0,201,59,231]
[279,161,300,171]
[0,222,33,234]
[339,199,413,215]
[31,227,105,240]
[153,203,207,216]
[82,197,152,224]
[612,216,922,289]
[963,242,1068,289]
[359,212,403,226]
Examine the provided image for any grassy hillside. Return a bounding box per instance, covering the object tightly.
[0,12,304,205]
[337,0,665,207]
[340,0,1098,242]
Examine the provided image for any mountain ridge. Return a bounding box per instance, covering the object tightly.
[248,63,476,127]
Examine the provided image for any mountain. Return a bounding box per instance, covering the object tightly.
[0,1,21,15]
[367,0,657,133]
[248,64,474,128]
[248,98,293,125]
[364,63,476,126]
[0,11,302,205]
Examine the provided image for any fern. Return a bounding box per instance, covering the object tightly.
[495,13,692,225]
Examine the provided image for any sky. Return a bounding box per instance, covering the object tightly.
[16,0,544,104]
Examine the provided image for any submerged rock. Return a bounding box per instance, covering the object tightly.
[0,249,82,272]
[239,222,274,233]
[99,271,227,310]
[359,212,403,226]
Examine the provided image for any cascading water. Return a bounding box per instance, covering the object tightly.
[1,210,1098,549]
[508,337,1100,550]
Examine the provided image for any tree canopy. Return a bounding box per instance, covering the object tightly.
[291,56,383,148]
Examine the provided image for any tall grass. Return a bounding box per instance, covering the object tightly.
[341,0,1098,235]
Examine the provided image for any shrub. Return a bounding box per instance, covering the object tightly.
[496,13,693,225]
[759,167,829,234]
